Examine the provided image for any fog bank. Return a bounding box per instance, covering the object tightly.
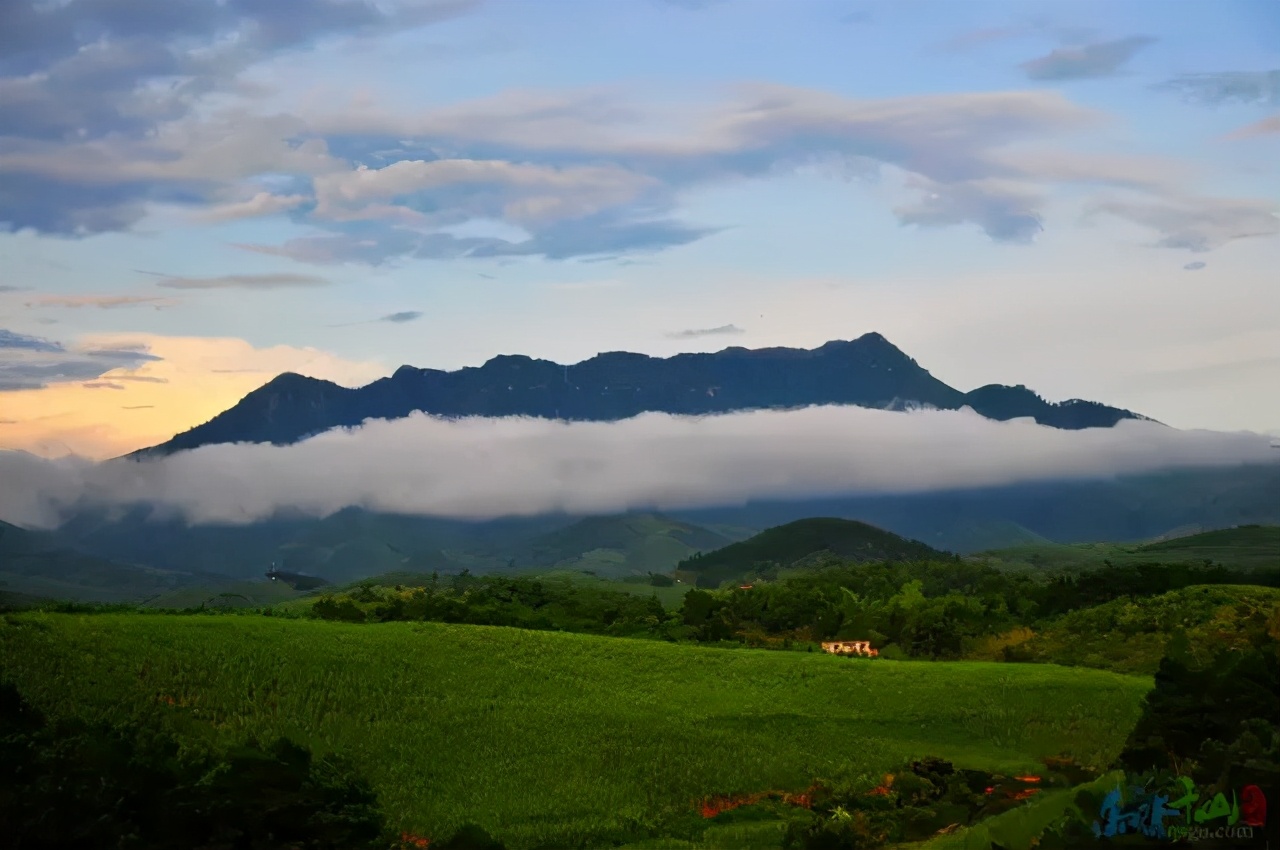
[1,405,1275,528]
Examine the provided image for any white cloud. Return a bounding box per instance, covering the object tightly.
[195,192,310,223]
[312,159,656,227]
[155,273,330,290]
[0,406,1273,528]
[1086,194,1280,252]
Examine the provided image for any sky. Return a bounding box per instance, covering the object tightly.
[1,0,1279,461]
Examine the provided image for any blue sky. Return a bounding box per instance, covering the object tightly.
[1,0,1278,457]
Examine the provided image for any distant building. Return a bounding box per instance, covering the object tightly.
[821,640,879,658]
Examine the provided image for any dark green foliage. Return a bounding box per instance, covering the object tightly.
[673,560,1028,657]
[434,823,507,849]
[1035,561,1280,617]
[0,681,387,849]
[1117,633,1280,787]
[782,758,1048,850]
[312,573,673,638]
[313,595,369,623]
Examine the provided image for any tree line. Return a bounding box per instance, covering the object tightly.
[306,560,1280,663]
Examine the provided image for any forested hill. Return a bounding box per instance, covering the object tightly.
[129,333,1146,457]
[676,517,949,587]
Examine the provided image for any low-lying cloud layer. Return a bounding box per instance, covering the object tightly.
[1,406,1274,529]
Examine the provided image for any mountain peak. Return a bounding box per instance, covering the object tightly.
[129,339,1147,457]
[255,372,334,392]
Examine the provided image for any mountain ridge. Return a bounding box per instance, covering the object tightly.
[128,333,1149,458]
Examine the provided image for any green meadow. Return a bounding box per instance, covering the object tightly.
[1,612,1150,849]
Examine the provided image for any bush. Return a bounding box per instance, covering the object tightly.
[435,823,506,849]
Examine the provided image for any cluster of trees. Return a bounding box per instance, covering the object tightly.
[1118,629,1280,790]
[1033,560,1280,617]
[678,559,1280,660]
[312,572,669,638]
[308,561,1280,665]
[1033,629,1280,849]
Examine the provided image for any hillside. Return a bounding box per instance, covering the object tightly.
[50,506,572,583]
[0,613,1149,849]
[33,466,1280,590]
[676,517,948,587]
[969,584,1280,675]
[674,463,1280,553]
[128,334,1145,457]
[979,523,1280,572]
[0,519,231,605]
[45,508,732,586]
[1138,523,1279,568]
[513,512,740,577]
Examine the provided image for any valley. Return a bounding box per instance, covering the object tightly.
[3,515,1276,849]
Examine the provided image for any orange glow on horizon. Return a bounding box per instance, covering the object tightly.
[0,334,386,459]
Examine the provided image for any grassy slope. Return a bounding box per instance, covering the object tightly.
[979,524,1280,572]
[0,614,1149,850]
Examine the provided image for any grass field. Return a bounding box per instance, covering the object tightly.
[0,613,1150,849]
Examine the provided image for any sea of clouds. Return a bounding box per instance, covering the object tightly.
[1,405,1276,528]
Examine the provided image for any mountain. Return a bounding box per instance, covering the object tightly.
[49,507,741,586]
[128,334,1147,457]
[675,517,949,587]
[672,463,1280,553]
[0,519,232,606]
[53,505,573,585]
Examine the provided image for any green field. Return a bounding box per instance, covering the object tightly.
[0,613,1150,849]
